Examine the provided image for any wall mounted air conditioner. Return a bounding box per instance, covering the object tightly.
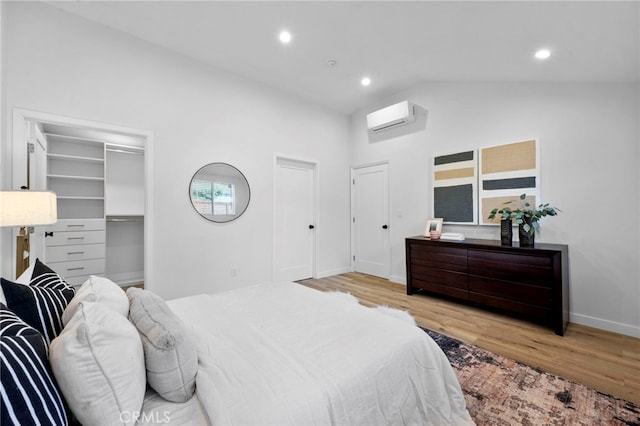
[366,100,415,133]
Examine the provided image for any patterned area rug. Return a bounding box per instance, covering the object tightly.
[423,329,640,426]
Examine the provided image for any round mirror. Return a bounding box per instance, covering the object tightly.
[189,163,250,223]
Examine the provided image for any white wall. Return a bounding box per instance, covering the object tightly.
[0,1,8,278]
[2,2,351,299]
[351,82,640,337]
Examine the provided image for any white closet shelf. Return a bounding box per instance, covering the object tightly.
[48,174,104,181]
[48,153,104,163]
[45,132,105,145]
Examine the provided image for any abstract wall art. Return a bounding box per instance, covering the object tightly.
[479,139,540,225]
[432,139,540,227]
[432,150,477,224]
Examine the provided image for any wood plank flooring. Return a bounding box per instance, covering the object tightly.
[298,272,640,405]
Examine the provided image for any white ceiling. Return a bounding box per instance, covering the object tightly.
[47,1,639,114]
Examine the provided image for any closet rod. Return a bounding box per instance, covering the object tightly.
[106,148,144,155]
[106,217,144,222]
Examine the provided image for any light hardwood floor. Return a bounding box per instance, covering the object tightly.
[298,272,640,405]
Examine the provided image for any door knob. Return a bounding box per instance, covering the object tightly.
[309,225,315,229]
[382,225,388,229]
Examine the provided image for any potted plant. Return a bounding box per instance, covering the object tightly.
[488,193,560,247]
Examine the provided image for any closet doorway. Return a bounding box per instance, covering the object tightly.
[273,156,318,282]
[12,109,153,288]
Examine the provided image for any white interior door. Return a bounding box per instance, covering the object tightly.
[27,122,48,268]
[274,157,316,282]
[352,163,390,278]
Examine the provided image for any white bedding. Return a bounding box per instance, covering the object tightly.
[166,282,473,426]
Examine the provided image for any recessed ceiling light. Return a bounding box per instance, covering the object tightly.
[534,49,551,60]
[279,30,292,44]
[361,77,371,87]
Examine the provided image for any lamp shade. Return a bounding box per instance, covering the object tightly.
[0,191,57,227]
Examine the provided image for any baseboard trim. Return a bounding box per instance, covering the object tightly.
[389,274,406,285]
[316,267,351,279]
[570,313,640,338]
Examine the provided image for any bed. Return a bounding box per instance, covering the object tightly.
[1,259,473,425]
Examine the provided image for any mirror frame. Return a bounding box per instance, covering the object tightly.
[189,162,250,223]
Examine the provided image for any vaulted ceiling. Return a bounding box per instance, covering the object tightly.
[47,1,639,114]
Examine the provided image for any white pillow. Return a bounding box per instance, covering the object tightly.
[49,301,146,426]
[15,263,35,284]
[62,275,129,326]
[127,288,198,403]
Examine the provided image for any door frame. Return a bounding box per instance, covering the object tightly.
[350,161,391,277]
[272,153,319,282]
[11,108,154,286]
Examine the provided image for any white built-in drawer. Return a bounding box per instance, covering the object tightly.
[46,219,105,232]
[45,243,105,263]
[45,230,106,247]
[48,258,105,278]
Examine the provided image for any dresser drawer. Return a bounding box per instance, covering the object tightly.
[468,291,551,321]
[468,276,551,306]
[412,278,469,300]
[46,243,105,263]
[45,219,105,232]
[412,264,468,289]
[409,244,467,273]
[468,249,553,287]
[45,230,106,247]
[47,258,105,278]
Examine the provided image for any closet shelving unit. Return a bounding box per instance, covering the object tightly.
[45,133,107,287]
[42,131,145,289]
[46,133,105,219]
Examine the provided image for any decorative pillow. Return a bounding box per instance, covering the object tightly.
[62,275,128,326]
[0,263,34,306]
[127,287,198,403]
[0,303,68,426]
[1,260,75,345]
[49,301,145,426]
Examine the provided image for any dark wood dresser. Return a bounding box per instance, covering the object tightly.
[405,236,569,335]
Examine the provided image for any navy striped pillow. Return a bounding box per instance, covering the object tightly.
[0,304,68,426]
[1,260,75,345]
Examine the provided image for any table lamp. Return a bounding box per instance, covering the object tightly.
[0,191,57,278]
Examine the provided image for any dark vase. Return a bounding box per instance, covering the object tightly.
[500,219,512,246]
[518,217,535,247]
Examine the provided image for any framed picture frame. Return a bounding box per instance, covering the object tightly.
[424,218,443,237]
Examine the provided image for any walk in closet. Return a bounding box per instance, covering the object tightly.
[40,123,145,288]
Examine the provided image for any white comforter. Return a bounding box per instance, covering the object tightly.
[167,282,473,426]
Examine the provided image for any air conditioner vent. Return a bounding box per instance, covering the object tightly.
[366,101,415,133]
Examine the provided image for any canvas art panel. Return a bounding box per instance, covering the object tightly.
[432,150,477,225]
[479,139,540,225]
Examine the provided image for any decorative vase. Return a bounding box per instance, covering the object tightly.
[500,219,513,246]
[518,217,535,247]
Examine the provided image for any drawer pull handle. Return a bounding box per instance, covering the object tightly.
[67,224,85,227]
[66,267,85,271]
[67,251,85,255]
[67,237,85,240]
